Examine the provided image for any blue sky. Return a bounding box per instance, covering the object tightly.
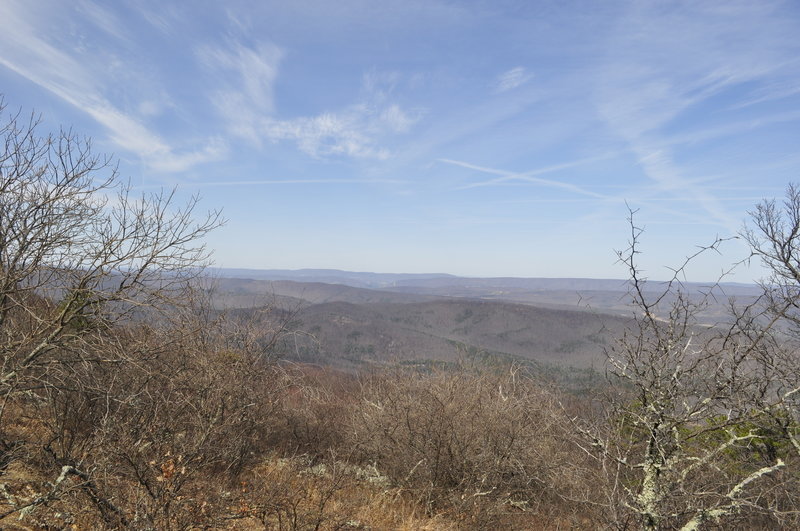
[1,0,799,281]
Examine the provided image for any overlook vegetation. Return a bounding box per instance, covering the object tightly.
[2,103,800,530]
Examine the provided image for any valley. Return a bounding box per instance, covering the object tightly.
[209,269,760,384]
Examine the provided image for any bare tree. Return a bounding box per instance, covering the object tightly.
[0,101,221,404]
[741,184,800,493]
[577,200,800,530]
[0,100,223,524]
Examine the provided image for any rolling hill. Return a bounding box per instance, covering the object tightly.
[208,269,760,383]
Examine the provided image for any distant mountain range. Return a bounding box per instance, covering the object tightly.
[211,268,760,297]
[207,268,762,382]
[210,268,456,288]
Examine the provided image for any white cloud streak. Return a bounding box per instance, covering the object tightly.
[199,40,283,145]
[132,177,408,192]
[0,0,225,173]
[261,101,421,160]
[174,178,408,188]
[494,67,533,93]
[440,156,613,199]
[593,1,800,231]
[729,77,800,109]
[200,37,421,160]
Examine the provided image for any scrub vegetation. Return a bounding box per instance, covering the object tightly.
[2,103,800,530]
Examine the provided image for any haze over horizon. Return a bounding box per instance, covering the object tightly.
[1,1,798,282]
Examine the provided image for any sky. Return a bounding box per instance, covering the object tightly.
[1,0,799,282]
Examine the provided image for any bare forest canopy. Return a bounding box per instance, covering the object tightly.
[206,272,762,382]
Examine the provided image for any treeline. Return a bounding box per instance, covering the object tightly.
[2,101,800,529]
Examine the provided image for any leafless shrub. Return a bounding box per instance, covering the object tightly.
[271,366,357,459]
[350,365,596,527]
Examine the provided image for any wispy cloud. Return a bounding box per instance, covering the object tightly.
[201,45,422,159]
[199,40,283,144]
[381,104,416,133]
[730,77,800,109]
[494,67,533,93]
[133,1,178,34]
[168,177,408,188]
[147,138,228,173]
[263,109,391,160]
[0,0,225,173]
[497,195,763,204]
[76,0,130,42]
[262,101,421,160]
[662,110,800,147]
[593,1,800,231]
[440,156,612,198]
[630,142,739,229]
[201,42,281,113]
